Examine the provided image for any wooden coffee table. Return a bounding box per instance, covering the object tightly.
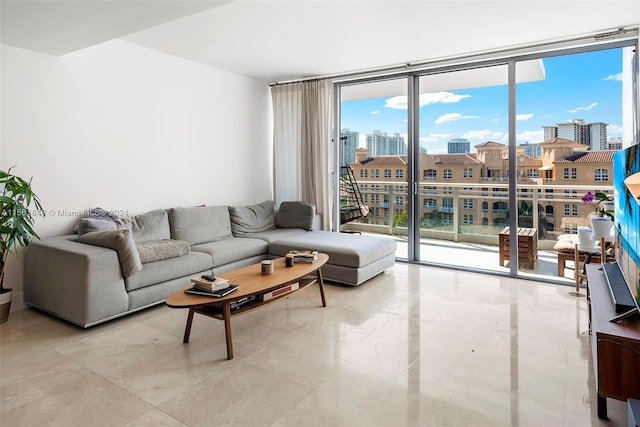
[166,253,328,360]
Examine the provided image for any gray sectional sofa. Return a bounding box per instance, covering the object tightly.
[24,201,396,327]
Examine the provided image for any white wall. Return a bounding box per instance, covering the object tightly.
[1,40,273,309]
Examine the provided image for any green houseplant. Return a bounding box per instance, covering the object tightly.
[0,167,44,323]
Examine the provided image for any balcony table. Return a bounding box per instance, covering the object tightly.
[498,226,537,269]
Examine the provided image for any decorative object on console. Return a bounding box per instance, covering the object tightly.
[261,259,274,274]
[582,190,615,220]
[287,249,319,263]
[0,167,45,324]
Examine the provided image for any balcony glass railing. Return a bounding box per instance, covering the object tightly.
[339,181,614,282]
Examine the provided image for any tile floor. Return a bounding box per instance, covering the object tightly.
[0,262,629,426]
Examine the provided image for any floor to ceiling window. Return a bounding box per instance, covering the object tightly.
[337,36,638,284]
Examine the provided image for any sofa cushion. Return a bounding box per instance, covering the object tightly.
[241,227,309,244]
[78,229,142,277]
[269,230,396,268]
[229,200,276,237]
[276,201,315,231]
[136,239,190,264]
[169,206,232,245]
[130,209,170,243]
[191,237,268,268]
[124,251,212,291]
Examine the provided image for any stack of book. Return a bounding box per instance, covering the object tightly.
[190,276,229,292]
[287,250,319,263]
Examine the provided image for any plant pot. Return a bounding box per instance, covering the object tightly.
[0,289,12,324]
[590,215,613,239]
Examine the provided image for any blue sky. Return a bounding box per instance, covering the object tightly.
[341,48,624,155]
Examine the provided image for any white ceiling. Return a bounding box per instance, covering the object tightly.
[1,1,639,83]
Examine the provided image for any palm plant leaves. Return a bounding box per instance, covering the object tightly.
[0,167,45,290]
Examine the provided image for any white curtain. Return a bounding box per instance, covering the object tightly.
[271,79,334,231]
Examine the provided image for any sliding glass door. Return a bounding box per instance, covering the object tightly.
[339,78,409,259]
[336,37,638,283]
[416,65,510,273]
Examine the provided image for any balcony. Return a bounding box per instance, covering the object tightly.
[339,181,614,285]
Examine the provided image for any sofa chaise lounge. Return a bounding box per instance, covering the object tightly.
[24,201,396,327]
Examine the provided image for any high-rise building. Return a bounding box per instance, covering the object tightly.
[519,141,541,158]
[543,118,608,151]
[340,129,359,166]
[447,138,470,154]
[607,137,623,150]
[589,122,608,150]
[366,130,406,156]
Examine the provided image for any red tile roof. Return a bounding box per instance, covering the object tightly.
[474,141,505,149]
[432,154,483,165]
[356,156,407,166]
[538,137,589,149]
[555,151,615,163]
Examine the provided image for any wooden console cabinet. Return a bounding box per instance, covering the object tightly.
[586,264,640,419]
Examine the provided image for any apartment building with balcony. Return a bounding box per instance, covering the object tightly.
[347,137,615,239]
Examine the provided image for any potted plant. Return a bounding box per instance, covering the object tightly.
[0,167,44,323]
[582,191,614,239]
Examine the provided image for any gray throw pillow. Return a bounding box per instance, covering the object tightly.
[229,200,276,236]
[130,209,171,243]
[77,217,118,236]
[78,229,142,277]
[169,206,232,245]
[275,201,316,231]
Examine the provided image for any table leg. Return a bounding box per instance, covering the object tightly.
[597,394,608,419]
[317,268,326,307]
[183,307,195,343]
[222,301,233,360]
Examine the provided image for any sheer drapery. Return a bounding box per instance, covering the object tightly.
[271,79,334,231]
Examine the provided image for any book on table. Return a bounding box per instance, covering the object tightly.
[258,282,300,301]
[287,250,318,263]
[185,284,238,297]
[190,276,229,292]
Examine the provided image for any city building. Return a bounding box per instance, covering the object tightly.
[447,138,470,154]
[339,129,359,166]
[347,137,612,236]
[543,118,609,151]
[519,141,542,158]
[608,137,623,150]
[366,130,407,156]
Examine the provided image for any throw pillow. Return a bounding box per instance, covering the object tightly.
[169,205,233,245]
[136,239,190,264]
[229,200,276,236]
[77,217,118,236]
[130,209,171,243]
[275,201,315,231]
[75,208,131,236]
[78,229,142,277]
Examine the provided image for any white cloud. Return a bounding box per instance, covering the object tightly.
[420,133,455,143]
[435,112,480,124]
[516,113,534,121]
[603,73,622,81]
[371,110,380,115]
[384,91,471,110]
[567,102,598,113]
[516,129,544,144]
[435,113,461,124]
[461,129,504,141]
[607,124,623,135]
